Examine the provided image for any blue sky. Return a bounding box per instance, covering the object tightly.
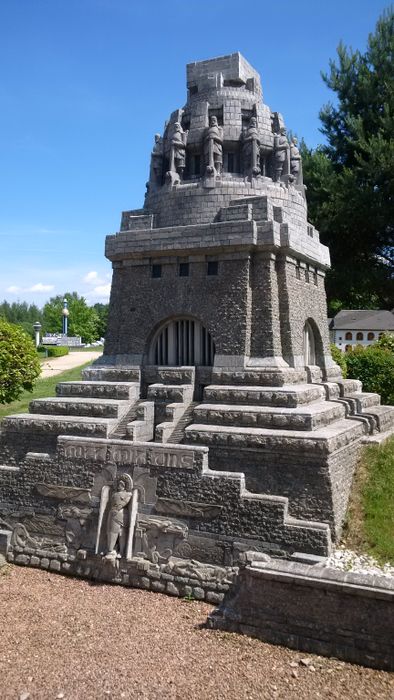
[0,0,389,307]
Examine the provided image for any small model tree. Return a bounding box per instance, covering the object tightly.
[0,319,41,404]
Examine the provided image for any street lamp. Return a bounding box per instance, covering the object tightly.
[33,321,42,348]
[62,298,69,336]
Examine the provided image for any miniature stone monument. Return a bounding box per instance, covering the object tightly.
[1,53,393,604]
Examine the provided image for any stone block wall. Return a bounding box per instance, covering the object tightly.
[209,558,394,671]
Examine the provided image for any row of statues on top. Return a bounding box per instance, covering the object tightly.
[149,116,302,187]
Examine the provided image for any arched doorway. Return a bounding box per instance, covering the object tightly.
[150,317,215,366]
[303,321,316,365]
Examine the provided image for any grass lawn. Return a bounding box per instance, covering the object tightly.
[343,437,394,564]
[0,361,93,420]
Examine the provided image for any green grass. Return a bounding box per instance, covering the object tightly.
[344,437,394,564]
[0,361,93,420]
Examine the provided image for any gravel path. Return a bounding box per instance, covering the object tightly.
[1,566,393,700]
[40,351,102,378]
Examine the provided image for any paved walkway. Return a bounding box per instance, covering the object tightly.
[40,350,102,378]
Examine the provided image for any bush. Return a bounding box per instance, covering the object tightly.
[0,319,41,404]
[346,345,394,405]
[330,343,347,378]
[376,332,394,353]
[39,345,69,358]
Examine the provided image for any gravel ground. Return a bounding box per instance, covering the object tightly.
[325,546,394,578]
[1,566,393,700]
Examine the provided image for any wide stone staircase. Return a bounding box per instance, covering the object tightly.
[182,373,394,451]
[0,367,141,458]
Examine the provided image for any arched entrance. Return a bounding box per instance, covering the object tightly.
[303,321,316,366]
[150,318,215,366]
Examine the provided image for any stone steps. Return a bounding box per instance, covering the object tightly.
[193,401,346,431]
[56,380,140,401]
[210,368,308,387]
[203,383,326,408]
[147,383,194,403]
[337,379,362,397]
[167,401,199,444]
[29,397,131,420]
[346,392,381,411]
[82,366,140,383]
[365,404,394,432]
[2,413,117,440]
[185,418,367,454]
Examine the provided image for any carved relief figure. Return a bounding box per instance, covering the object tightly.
[273,126,289,181]
[290,137,302,183]
[242,117,261,176]
[95,473,139,560]
[169,122,188,179]
[204,116,223,175]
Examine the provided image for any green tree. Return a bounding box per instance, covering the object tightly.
[302,9,394,312]
[0,319,41,404]
[43,292,100,344]
[92,303,109,339]
[0,300,43,338]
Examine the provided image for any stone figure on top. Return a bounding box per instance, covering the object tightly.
[273,126,289,182]
[204,116,223,176]
[149,134,164,188]
[169,122,188,180]
[242,117,261,177]
[290,137,303,184]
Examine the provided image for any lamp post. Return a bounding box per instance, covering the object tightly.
[33,321,42,349]
[62,298,69,337]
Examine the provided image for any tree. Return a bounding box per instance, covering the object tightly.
[92,303,109,339]
[0,319,41,404]
[302,9,394,313]
[0,300,43,338]
[43,292,100,344]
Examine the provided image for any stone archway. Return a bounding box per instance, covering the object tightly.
[149,317,215,366]
[303,320,317,366]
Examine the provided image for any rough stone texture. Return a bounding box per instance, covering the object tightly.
[209,558,394,671]
[1,53,394,636]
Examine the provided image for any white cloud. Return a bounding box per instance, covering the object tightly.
[84,270,99,283]
[6,285,20,293]
[28,283,54,292]
[92,283,111,297]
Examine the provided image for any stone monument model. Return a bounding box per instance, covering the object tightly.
[1,53,393,602]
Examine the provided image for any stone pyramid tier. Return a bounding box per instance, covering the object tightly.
[0,368,141,459]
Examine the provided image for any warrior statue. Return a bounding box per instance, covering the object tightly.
[149,133,164,187]
[169,122,188,179]
[204,115,223,175]
[273,126,289,182]
[290,137,302,183]
[242,117,261,176]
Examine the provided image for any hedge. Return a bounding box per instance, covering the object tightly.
[346,345,394,405]
[38,345,69,358]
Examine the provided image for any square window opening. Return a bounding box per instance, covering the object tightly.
[207,261,218,276]
[152,264,162,278]
[179,262,189,277]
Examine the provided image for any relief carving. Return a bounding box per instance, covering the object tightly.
[95,473,139,561]
[11,523,67,554]
[36,483,91,503]
[136,515,188,564]
[155,498,222,519]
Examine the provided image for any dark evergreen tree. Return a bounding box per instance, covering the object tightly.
[302,9,394,313]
